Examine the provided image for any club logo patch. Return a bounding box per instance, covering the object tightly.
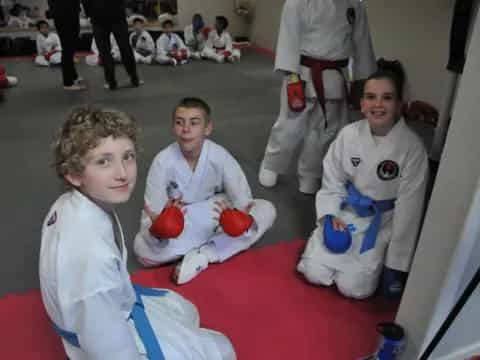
[346,7,356,25]
[47,211,57,226]
[351,157,361,167]
[167,181,183,200]
[377,160,399,181]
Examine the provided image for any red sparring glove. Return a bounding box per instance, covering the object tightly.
[223,50,232,59]
[180,48,188,60]
[406,100,439,126]
[0,76,8,89]
[45,50,57,61]
[219,209,254,237]
[286,74,305,112]
[0,65,5,76]
[149,206,184,239]
[201,26,211,37]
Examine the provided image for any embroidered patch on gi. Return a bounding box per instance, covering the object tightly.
[47,211,57,226]
[351,157,361,167]
[347,7,356,25]
[377,160,399,181]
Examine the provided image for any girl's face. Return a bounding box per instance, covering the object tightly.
[66,136,137,207]
[360,78,402,136]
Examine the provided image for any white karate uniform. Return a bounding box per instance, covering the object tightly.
[35,32,62,66]
[39,190,236,360]
[155,33,190,65]
[134,140,276,265]
[184,24,207,59]
[297,118,429,299]
[129,30,155,64]
[7,14,32,28]
[85,34,121,66]
[201,30,240,63]
[261,0,376,185]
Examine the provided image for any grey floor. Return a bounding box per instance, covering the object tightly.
[0,49,318,297]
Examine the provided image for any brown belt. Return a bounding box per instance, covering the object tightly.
[300,56,349,127]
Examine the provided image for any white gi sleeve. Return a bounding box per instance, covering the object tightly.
[274,0,303,74]
[129,32,135,48]
[184,25,195,47]
[36,34,45,55]
[351,0,376,80]
[156,35,169,56]
[145,32,155,52]
[223,32,233,52]
[385,141,429,272]
[67,289,142,360]
[91,39,98,54]
[110,34,120,52]
[222,151,253,210]
[144,153,170,215]
[315,132,349,220]
[174,33,187,50]
[204,31,215,50]
[52,33,62,51]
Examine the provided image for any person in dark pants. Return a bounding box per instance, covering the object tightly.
[83,0,142,90]
[47,0,86,90]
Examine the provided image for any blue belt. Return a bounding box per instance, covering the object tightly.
[53,284,168,360]
[340,182,396,253]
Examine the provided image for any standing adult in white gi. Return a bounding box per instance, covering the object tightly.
[39,106,236,360]
[259,0,376,194]
[297,71,429,299]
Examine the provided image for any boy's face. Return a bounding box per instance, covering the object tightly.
[66,136,137,207]
[39,23,49,36]
[133,21,143,34]
[215,20,225,32]
[361,78,401,134]
[163,23,173,34]
[173,107,212,156]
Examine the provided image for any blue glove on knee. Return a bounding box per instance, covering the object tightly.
[323,215,352,254]
[381,267,408,299]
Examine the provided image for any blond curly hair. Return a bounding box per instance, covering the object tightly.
[53,106,140,184]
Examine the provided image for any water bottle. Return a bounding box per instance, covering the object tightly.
[375,322,405,360]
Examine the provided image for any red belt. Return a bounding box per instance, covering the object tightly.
[300,56,349,126]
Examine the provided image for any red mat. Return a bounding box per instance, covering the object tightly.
[0,240,397,359]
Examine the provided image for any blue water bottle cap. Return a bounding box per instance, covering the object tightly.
[377,322,404,341]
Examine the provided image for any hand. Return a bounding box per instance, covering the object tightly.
[148,198,186,240]
[331,216,347,231]
[144,198,186,222]
[214,199,254,237]
[286,74,305,112]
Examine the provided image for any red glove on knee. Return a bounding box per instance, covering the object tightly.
[149,206,184,239]
[223,50,232,59]
[219,209,254,237]
[180,48,188,60]
[45,51,56,61]
[287,75,305,112]
[0,65,5,76]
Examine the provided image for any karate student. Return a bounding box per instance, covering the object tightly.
[297,70,429,299]
[258,0,376,194]
[34,20,62,66]
[202,16,240,63]
[39,106,237,360]
[85,34,121,66]
[129,17,155,64]
[184,13,209,60]
[155,19,190,66]
[134,97,276,284]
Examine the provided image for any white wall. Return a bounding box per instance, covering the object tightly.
[249,0,284,51]
[396,7,480,359]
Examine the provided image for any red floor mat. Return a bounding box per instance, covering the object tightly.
[0,240,397,359]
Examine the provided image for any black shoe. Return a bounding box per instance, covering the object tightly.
[104,81,118,90]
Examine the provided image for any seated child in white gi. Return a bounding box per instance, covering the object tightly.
[7,7,33,28]
[184,13,209,60]
[297,70,429,299]
[34,20,62,66]
[155,19,190,66]
[85,34,121,66]
[202,16,240,64]
[39,106,237,360]
[134,97,277,284]
[129,17,155,64]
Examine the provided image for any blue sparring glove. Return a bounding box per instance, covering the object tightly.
[323,215,352,254]
[381,267,408,299]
